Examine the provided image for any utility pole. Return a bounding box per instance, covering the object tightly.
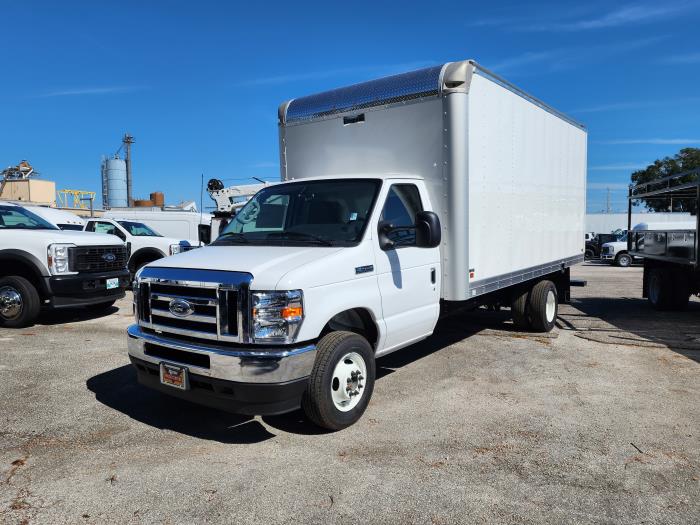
[123,133,135,206]
[605,187,612,214]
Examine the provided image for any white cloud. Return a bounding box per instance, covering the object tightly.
[235,61,436,87]
[469,2,695,32]
[598,138,700,145]
[663,52,700,64]
[250,161,278,169]
[37,86,144,97]
[589,163,646,171]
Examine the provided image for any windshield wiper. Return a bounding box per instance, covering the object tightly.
[269,232,334,246]
[214,232,249,244]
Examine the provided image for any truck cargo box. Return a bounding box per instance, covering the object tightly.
[278,60,587,302]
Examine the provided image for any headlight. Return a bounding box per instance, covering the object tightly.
[47,244,76,275]
[169,244,182,255]
[251,290,303,343]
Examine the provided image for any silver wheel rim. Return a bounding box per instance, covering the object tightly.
[330,352,367,412]
[0,286,23,320]
[619,255,630,267]
[545,290,556,323]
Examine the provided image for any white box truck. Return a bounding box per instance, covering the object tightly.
[126,60,587,429]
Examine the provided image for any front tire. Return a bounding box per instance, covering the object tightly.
[0,276,41,328]
[615,253,633,267]
[528,280,558,333]
[302,331,375,431]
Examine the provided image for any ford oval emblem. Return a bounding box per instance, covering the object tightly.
[169,298,194,318]
[102,253,117,263]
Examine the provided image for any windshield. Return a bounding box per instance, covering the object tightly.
[0,205,59,230]
[216,179,381,246]
[117,221,162,236]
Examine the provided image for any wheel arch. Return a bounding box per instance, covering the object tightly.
[129,247,166,272]
[319,307,380,350]
[0,250,49,296]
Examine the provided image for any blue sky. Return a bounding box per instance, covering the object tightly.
[2,0,699,212]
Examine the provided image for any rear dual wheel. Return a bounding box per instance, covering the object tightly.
[648,268,689,311]
[510,279,558,333]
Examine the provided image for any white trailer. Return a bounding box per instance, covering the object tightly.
[279,60,587,305]
[126,60,587,429]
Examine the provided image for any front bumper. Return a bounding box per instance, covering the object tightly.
[601,254,615,262]
[126,324,317,415]
[45,269,130,308]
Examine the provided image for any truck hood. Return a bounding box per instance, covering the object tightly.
[602,241,625,249]
[7,229,124,246]
[147,245,344,289]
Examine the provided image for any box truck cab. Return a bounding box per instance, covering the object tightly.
[0,203,130,327]
[127,60,586,430]
[83,218,193,274]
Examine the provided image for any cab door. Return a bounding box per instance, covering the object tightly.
[374,182,441,351]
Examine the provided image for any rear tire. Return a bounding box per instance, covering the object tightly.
[648,268,674,310]
[528,280,558,333]
[511,288,531,329]
[0,276,41,328]
[615,253,633,267]
[584,248,595,259]
[302,331,375,431]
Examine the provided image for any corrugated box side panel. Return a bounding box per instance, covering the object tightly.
[466,73,587,290]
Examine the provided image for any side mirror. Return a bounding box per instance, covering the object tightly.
[377,220,396,251]
[415,211,441,248]
[198,224,211,245]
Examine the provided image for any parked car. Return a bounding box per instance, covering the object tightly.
[83,218,193,274]
[601,233,641,267]
[586,232,622,259]
[0,202,129,327]
[126,60,587,430]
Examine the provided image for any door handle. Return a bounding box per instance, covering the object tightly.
[430,267,436,284]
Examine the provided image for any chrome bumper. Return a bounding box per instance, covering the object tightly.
[127,324,316,383]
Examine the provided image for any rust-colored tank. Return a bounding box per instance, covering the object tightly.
[150,192,165,207]
[133,199,154,207]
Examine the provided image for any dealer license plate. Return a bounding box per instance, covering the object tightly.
[106,277,119,290]
[160,362,189,390]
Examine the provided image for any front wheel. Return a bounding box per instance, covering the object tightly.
[0,276,41,328]
[302,331,375,431]
[615,253,633,267]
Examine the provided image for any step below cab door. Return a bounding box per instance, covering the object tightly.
[374,182,441,352]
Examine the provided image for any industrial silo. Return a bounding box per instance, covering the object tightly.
[102,156,128,208]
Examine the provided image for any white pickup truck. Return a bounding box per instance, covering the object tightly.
[126,60,586,429]
[83,218,192,274]
[0,202,130,327]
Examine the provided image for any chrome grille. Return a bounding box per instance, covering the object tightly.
[134,267,252,343]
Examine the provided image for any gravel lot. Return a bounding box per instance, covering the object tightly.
[1,262,699,524]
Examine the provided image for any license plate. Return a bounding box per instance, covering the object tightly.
[106,277,119,290]
[159,362,189,390]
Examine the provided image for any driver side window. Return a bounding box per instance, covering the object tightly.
[94,221,126,241]
[380,184,423,246]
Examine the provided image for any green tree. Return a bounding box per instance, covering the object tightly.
[630,148,699,213]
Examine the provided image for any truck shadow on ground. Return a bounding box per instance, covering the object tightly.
[86,315,495,443]
[36,305,119,326]
[563,296,700,364]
